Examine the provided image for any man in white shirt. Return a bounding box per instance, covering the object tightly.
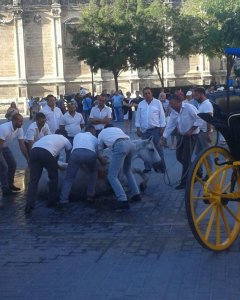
[60,101,85,161]
[98,125,140,210]
[194,87,214,177]
[163,94,202,189]
[0,114,29,196]
[24,112,51,153]
[88,94,112,136]
[40,94,63,134]
[59,125,100,206]
[135,87,166,172]
[25,131,72,215]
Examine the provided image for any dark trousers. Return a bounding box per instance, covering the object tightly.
[176,135,197,184]
[0,147,16,189]
[66,137,74,162]
[142,127,165,170]
[26,147,59,207]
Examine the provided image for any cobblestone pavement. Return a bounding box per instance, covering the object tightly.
[1,118,240,300]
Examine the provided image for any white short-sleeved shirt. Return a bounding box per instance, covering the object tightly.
[89,105,112,131]
[0,121,24,147]
[72,132,98,153]
[98,127,129,151]
[24,122,51,142]
[60,112,85,137]
[32,134,72,157]
[163,102,201,139]
[40,105,63,134]
[135,98,166,132]
[198,99,213,132]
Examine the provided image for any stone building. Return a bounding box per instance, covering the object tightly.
[0,0,226,112]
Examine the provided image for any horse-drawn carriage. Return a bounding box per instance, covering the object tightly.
[185,48,240,251]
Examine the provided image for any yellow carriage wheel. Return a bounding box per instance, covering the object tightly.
[185,146,240,251]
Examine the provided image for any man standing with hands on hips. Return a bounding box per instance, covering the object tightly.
[135,87,166,173]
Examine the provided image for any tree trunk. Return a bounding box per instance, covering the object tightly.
[91,67,94,97]
[154,59,164,88]
[113,72,119,91]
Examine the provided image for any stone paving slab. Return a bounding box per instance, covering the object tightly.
[1,118,240,299]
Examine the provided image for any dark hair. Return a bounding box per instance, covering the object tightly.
[35,112,46,120]
[55,128,68,137]
[104,123,114,128]
[143,87,153,94]
[46,94,55,101]
[194,87,206,95]
[85,125,96,132]
[169,94,182,102]
[12,113,23,121]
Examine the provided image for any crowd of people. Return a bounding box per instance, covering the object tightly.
[0,84,217,216]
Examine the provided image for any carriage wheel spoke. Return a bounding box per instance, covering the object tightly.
[193,196,211,200]
[203,158,211,177]
[222,182,231,193]
[223,206,240,223]
[196,203,214,224]
[216,206,220,245]
[205,206,216,240]
[220,206,231,238]
[219,170,227,189]
[195,176,204,186]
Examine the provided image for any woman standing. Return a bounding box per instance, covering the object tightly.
[122,92,133,134]
[5,102,19,121]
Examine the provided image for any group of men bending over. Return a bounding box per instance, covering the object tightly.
[0,86,213,214]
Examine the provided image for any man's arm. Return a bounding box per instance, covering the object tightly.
[0,139,5,150]
[18,139,29,162]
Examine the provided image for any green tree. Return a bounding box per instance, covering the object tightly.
[130,0,174,88]
[177,0,240,72]
[71,0,136,91]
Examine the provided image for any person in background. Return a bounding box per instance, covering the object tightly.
[5,102,19,121]
[57,95,67,114]
[131,91,143,126]
[82,93,93,124]
[111,91,123,122]
[31,98,40,121]
[60,101,85,162]
[135,87,166,173]
[0,113,29,197]
[40,94,63,134]
[122,92,133,134]
[88,94,112,136]
[24,112,51,154]
[185,91,198,108]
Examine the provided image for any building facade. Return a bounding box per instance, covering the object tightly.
[0,0,226,105]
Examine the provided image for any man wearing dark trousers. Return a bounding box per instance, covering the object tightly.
[163,94,202,189]
[0,113,29,197]
[25,131,72,215]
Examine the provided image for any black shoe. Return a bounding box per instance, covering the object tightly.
[175,183,185,190]
[25,205,34,215]
[46,202,57,208]
[111,201,129,210]
[131,194,141,202]
[10,185,21,192]
[143,169,151,174]
[56,203,68,211]
[2,188,14,197]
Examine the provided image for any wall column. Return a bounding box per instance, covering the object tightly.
[51,1,65,96]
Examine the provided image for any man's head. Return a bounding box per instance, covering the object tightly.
[126,91,131,98]
[169,94,182,112]
[35,112,46,128]
[186,91,193,100]
[194,87,206,103]
[46,94,56,109]
[55,128,68,137]
[98,94,106,108]
[67,101,77,114]
[159,92,166,101]
[135,91,140,97]
[12,113,23,129]
[143,87,153,102]
[85,125,96,136]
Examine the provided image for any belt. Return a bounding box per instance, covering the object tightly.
[113,138,129,147]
